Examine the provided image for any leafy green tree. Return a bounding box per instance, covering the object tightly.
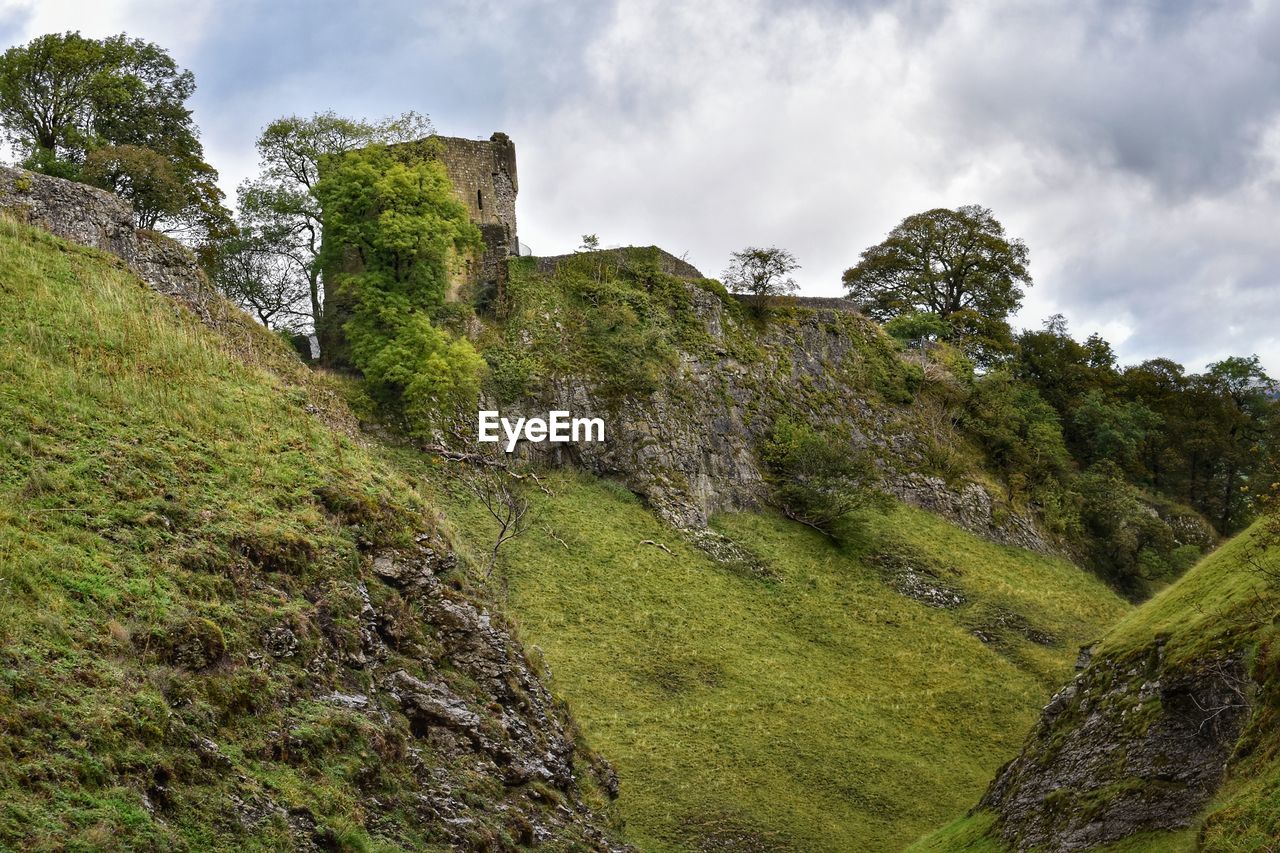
[844,205,1029,359]
[722,246,799,313]
[1069,389,1158,475]
[884,310,949,349]
[963,371,1071,505]
[761,418,887,536]
[1198,355,1275,531]
[317,145,484,431]
[80,144,185,229]
[236,110,433,333]
[0,32,227,236]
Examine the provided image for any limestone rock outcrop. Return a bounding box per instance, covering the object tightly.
[979,642,1252,850]
[0,165,215,318]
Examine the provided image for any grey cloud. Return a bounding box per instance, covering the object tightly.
[4,0,1280,375]
[928,1,1280,197]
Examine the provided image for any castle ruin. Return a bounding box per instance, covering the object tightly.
[391,131,521,301]
[318,132,521,363]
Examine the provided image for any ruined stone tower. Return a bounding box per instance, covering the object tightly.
[317,132,520,364]
[392,132,520,301]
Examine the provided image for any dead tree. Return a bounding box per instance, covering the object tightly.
[468,468,531,579]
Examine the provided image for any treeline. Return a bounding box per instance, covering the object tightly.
[844,206,1278,594]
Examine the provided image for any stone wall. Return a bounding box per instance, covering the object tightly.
[534,246,704,280]
[392,133,519,301]
[0,165,215,320]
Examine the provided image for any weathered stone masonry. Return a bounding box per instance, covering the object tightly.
[393,132,520,300]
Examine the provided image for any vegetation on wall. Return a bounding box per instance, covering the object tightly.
[315,145,485,435]
[488,250,743,403]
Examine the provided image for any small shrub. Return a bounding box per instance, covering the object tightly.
[165,617,226,670]
[760,417,888,537]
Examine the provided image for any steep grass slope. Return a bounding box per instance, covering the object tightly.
[0,218,618,849]
[911,520,1280,852]
[420,463,1130,851]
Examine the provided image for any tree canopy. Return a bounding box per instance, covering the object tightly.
[0,31,227,236]
[843,205,1030,326]
[229,111,434,333]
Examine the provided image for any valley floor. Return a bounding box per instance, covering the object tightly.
[420,464,1129,851]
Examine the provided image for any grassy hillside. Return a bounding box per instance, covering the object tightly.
[418,462,1129,851]
[910,519,1280,852]
[0,217,614,849]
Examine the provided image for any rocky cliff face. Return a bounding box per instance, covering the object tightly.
[0,165,216,319]
[978,641,1253,851]
[338,540,625,849]
[509,274,1054,554]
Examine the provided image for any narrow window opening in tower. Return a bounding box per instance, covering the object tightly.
[477,189,484,210]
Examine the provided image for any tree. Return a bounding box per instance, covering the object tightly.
[206,231,312,330]
[963,371,1072,504]
[843,204,1030,329]
[761,418,887,537]
[722,246,800,313]
[316,145,485,432]
[884,310,950,350]
[467,468,532,581]
[236,110,433,334]
[81,144,185,229]
[1014,316,1115,415]
[0,32,228,236]
[1198,356,1276,531]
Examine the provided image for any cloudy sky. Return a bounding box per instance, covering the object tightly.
[3,0,1279,374]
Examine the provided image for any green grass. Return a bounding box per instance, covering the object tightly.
[0,217,605,849]
[1097,522,1280,664]
[421,464,1128,851]
[911,517,1280,851]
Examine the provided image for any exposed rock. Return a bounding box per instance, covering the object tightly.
[887,473,1052,554]
[971,610,1058,647]
[869,551,967,608]
[980,646,1253,851]
[0,165,216,319]
[262,625,300,659]
[320,691,370,710]
[355,542,625,848]
[499,277,1055,556]
[388,670,483,732]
